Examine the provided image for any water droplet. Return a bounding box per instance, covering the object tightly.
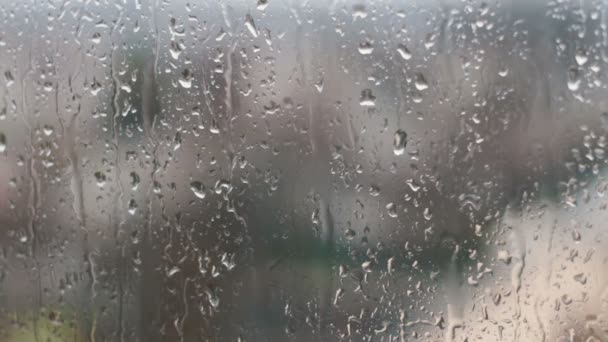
[190,181,206,199]
[91,32,101,44]
[43,125,54,136]
[214,179,232,195]
[0,133,6,153]
[572,230,581,241]
[4,71,14,87]
[245,14,258,38]
[573,273,587,285]
[359,89,376,107]
[169,40,183,60]
[498,67,509,77]
[94,172,106,187]
[358,41,374,55]
[257,0,269,11]
[567,67,580,91]
[179,69,192,89]
[221,253,236,271]
[352,4,367,19]
[386,202,397,218]
[393,129,407,155]
[414,73,429,91]
[344,228,356,240]
[130,172,140,191]
[314,78,324,93]
[128,199,138,215]
[575,48,588,66]
[396,44,412,60]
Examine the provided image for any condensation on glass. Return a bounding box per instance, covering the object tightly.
[0,0,607,341]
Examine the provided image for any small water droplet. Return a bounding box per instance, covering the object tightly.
[190,181,206,199]
[359,89,376,107]
[572,230,581,241]
[130,172,140,191]
[386,202,397,218]
[396,44,412,60]
[94,172,106,187]
[179,69,192,89]
[128,199,138,215]
[575,48,588,66]
[91,32,101,44]
[414,73,429,91]
[567,67,580,91]
[344,228,356,240]
[393,129,407,156]
[169,40,183,60]
[358,41,374,55]
[214,179,232,195]
[257,0,269,11]
[245,14,258,38]
[43,125,54,136]
[0,133,6,153]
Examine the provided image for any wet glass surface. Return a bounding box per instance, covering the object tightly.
[1,0,608,341]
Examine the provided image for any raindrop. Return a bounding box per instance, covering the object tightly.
[386,202,397,218]
[393,129,407,156]
[91,32,101,44]
[169,40,183,60]
[4,71,14,86]
[257,0,269,11]
[245,14,258,38]
[190,181,206,199]
[0,133,5,153]
[214,179,232,195]
[94,172,106,187]
[575,48,588,66]
[414,73,429,91]
[572,230,581,241]
[179,69,193,89]
[130,172,140,191]
[396,44,412,60]
[344,228,356,240]
[43,125,54,136]
[567,67,580,91]
[128,199,138,215]
[359,89,376,107]
[358,41,374,55]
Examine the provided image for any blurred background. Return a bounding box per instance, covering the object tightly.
[1,0,608,341]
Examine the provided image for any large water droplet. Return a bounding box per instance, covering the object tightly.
[393,129,407,155]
